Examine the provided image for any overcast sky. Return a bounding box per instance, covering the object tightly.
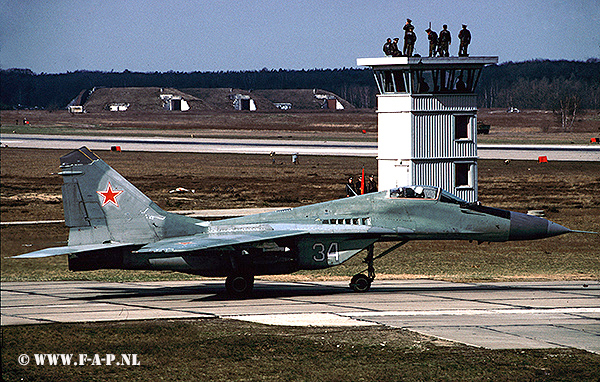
[1,0,598,74]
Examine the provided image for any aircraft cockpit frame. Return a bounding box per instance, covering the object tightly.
[388,185,468,205]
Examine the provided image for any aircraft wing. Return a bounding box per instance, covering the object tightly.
[135,230,309,254]
[135,222,402,255]
[12,242,137,258]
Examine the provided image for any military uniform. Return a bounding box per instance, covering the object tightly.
[345,178,357,197]
[402,19,414,56]
[438,26,451,57]
[458,26,471,57]
[383,38,393,56]
[403,29,417,57]
[427,29,438,57]
[366,176,378,193]
[391,38,401,57]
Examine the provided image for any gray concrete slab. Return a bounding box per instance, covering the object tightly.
[2,280,599,354]
[502,324,600,353]
[409,325,564,349]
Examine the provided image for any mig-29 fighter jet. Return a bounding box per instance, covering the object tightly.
[14,147,588,297]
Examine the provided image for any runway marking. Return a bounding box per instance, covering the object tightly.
[222,307,600,328]
[340,307,600,317]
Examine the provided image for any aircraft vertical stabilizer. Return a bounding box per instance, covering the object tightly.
[59,147,202,246]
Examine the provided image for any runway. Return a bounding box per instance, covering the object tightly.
[0,133,376,157]
[2,133,599,160]
[2,280,599,353]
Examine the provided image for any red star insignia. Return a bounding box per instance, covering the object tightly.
[97,182,124,207]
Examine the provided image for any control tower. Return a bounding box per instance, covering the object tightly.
[357,56,498,202]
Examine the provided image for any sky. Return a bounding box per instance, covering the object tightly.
[1,0,599,74]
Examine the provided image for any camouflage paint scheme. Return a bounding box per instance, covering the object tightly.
[16,147,574,296]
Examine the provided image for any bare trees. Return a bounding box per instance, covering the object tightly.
[476,60,599,131]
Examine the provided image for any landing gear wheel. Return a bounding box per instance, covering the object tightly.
[350,274,372,292]
[348,241,409,293]
[226,274,254,298]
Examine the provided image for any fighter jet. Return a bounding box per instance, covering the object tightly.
[14,147,587,296]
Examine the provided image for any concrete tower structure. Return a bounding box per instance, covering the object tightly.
[357,56,498,202]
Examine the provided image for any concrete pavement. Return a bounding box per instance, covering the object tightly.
[2,279,599,353]
[2,133,599,160]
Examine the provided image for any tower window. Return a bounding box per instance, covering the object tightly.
[374,70,409,94]
[455,162,473,188]
[454,115,472,140]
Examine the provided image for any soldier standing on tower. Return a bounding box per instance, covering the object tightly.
[426,28,438,57]
[458,24,471,57]
[403,26,417,56]
[438,24,451,57]
[402,19,414,56]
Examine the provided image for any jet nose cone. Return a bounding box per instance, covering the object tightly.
[509,212,571,241]
[546,221,571,237]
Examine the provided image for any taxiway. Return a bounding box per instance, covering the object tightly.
[2,280,598,353]
[2,133,599,160]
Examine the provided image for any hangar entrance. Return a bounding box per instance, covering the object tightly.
[240,98,251,110]
[172,99,181,111]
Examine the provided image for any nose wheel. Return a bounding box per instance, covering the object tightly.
[349,241,408,293]
[350,273,373,292]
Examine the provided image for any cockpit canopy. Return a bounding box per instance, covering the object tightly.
[388,186,468,205]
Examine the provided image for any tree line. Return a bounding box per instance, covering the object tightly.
[477,59,599,111]
[1,59,598,111]
[0,68,378,110]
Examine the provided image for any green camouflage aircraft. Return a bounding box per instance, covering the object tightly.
[15,147,586,296]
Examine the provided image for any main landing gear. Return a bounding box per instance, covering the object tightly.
[226,250,255,298]
[349,241,408,293]
[226,273,254,298]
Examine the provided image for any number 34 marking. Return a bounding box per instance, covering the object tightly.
[312,242,339,262]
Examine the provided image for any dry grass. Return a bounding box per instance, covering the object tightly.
[1,112,599,381]
[477,109,600,144]
[1,148,598,282]
[2,108,600,144]
[3,319,599,382]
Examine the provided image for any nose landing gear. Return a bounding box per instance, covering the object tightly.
[350,273,373,292]
[349,240,408,292]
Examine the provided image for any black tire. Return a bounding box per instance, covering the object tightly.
[350,274,371,292]
[226,274,254,298]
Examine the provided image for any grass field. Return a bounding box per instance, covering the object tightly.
[2,108,600,144]
[1,113,599,381]
[3,319,600,382]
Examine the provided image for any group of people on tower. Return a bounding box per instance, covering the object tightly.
[383,19,471,58]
